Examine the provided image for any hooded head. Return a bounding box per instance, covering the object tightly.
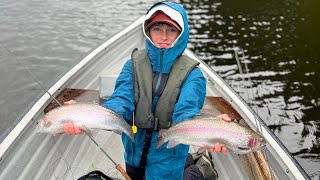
[145,12,182,32]
[142,2,189,73]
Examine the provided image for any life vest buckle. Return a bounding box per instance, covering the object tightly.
[148,113,159,130]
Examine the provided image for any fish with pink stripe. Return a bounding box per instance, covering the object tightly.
[156,116,266,154]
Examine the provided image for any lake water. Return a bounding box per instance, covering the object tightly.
[0,0,319,179]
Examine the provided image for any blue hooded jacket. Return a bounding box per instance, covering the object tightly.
[102,2,206,179]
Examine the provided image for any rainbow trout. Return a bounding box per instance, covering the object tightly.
[156,116,265,154]
[36,103,134,142]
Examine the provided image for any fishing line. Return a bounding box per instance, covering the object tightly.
[234,47,277,179]
[1,4,122,179]
[233,47,264,136]
[1,41,131,180]
[51,137,81,180]
[241,49,264,136]
[106,167,122,180]
[0,42,62,106]
[0,41,78,180]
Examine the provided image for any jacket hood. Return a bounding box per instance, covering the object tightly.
[143,2,189,73]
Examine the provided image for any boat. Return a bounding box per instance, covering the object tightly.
[0,16,310,180]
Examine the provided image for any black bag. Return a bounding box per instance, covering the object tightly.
[77,170,113,180]
[193,151,218,180]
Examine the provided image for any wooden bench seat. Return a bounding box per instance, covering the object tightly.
[44,88,241,119]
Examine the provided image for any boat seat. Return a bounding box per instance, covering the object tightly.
[201,96,241,119]
[99,76,117,104]
[44,86,241,121]
[44,76,117,113]
[44,88,100,113]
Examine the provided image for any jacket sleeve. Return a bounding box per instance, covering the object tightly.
[172,67,206,123]
[101,60,134,121]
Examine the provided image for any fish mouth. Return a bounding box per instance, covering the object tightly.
[35,123,44,133]
[39,118,52,127]
[237,146,250,150]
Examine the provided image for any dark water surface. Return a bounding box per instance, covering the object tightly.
[183,0,319,178]
[0,0,319,178]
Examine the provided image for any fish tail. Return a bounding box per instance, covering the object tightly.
[121,130,135,143]
[129,132,135,143]
[156,129,166,149]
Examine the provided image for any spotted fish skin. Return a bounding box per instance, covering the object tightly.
[36,103,134,142]
[156,116,265,154]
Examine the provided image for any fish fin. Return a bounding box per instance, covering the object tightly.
[125,131,135,143]
[158,129,166,137]
[112,130,135,143]
[157,129,165,142]
[231,118,243,123]
[129,133,135,143]
[156,140,164,149]
[156,129,166,149]
[91,101,99,105]
[167,140,180,148]
[79,125,93,137]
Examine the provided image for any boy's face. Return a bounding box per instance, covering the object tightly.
[149,22,180,49]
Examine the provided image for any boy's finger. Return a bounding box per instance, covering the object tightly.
[214,143,221,152]
[217,114,232,122]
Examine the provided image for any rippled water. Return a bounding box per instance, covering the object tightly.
[0,0,157,141]
[0,0,319,178]
[184,0,319,178]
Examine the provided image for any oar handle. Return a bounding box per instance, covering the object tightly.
[116,164,132,180]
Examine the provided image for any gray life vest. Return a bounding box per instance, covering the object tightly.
[131,49,199,130]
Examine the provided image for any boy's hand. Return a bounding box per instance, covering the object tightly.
[63,122,84,135]
[207,114,232,155]
[52,100,84,136]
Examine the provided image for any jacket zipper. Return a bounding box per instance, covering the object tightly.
[154,49,164,93]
